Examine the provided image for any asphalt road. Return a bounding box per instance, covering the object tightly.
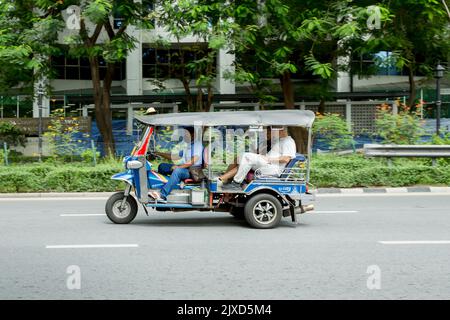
[0,193,449,300]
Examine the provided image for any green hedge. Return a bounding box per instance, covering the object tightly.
[0,156,449,193]
[310,154,450,187]
[0,164,123,193]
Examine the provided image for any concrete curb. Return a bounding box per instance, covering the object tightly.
[0,192,114,198]
[0,187,449,198]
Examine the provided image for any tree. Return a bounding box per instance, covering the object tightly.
[63,0,154,155]
[1,0,154,155]
[159,0,235,111]
[227,0,390,152]
[375,0,450,108]
[0,0,62,95]
[231,1,391,104]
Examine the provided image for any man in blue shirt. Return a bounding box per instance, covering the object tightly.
[151,127,203,202]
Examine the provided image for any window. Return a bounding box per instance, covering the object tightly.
[142,45,215,79]
[352,51,407,76]
[51,53,126,80]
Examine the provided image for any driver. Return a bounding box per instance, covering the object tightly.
[218,126,296,189]
[150,127,203,202]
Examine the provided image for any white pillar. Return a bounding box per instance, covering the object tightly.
[216,48,235,94]
[392,101,398,115]
[125,26,143,95]
[336,39,352,93]
[82,106,88,117]
[300,101,306,110]
[32,79,50,118]
[126,104,133,135]
[345,100,352,131]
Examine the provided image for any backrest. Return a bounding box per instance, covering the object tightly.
[279,153,306,178]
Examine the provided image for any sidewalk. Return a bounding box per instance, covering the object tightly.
[0,187,449,198]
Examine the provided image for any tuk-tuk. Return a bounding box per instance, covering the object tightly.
[105,110,316,229]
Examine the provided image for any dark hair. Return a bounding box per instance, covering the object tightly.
[184,126,195,135]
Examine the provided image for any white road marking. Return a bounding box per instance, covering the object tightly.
[0,197,109,201]
[60,214,105,217]
[46,244,139,249]
[379,241,450,245]
[312,210,358,213]
[317,192,450,198]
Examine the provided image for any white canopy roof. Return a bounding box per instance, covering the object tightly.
[135,110,315,128]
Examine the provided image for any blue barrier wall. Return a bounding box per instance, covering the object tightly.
[85,119,450,156]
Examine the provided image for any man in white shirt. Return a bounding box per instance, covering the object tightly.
[219,126,296,189]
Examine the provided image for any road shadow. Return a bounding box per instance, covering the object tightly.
[104,214,309,229]
[105,215,247,228]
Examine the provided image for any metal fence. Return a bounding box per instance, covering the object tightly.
[212,100,397,133]
[2,99,450,164]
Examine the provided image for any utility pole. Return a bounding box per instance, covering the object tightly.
[37,85,44,162]
[434,64,445,135]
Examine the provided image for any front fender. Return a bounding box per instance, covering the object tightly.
[111,171,134,186]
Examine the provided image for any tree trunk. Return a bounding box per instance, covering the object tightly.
[196,87,203,112]
[407,65,416,108]
[181,78,193,111]
[280,71,295,109]
[205,84,213,112]
[89,56,115,156]
[280,71,308,154]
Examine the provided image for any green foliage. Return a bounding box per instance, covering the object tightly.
[81,148,100,165]
[43,108,83,162]
[0,149,5,165]
[226,0,392,98]
[430,132,450,165]
[374,103,425,144]
[305,54,334,79]
[310,154,450,187]
[84,0,113,24]
[0,163,123,192]
[431,132,450,145]
[313,113,354,151]
[0,122,26,147]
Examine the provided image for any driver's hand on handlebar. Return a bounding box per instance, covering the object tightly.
[146,151,156,161]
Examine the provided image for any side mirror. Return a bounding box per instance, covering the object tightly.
[127,160,144,170]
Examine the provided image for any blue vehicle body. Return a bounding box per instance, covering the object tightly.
[113,151,314,214]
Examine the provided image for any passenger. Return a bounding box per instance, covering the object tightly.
[150,127,203,202]
[218,126,296,189]
[218,127,272,184]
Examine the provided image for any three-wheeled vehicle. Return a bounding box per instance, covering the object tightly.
[105,110,316,229]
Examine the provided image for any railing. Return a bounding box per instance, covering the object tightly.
[363,144,450,166]
[254,164,307,182]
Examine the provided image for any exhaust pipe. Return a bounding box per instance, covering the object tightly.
[301,204,315,213]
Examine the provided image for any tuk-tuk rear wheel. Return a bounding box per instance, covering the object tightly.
[105,192,138,224]
[244,194,282,229]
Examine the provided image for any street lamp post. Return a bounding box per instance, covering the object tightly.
[434,64,445,135]
[37,85,44,162]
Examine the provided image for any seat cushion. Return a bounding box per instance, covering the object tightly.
[245,170,255,182]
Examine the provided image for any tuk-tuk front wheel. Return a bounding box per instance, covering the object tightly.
[244,194,282,229]
[105,192,138,224]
